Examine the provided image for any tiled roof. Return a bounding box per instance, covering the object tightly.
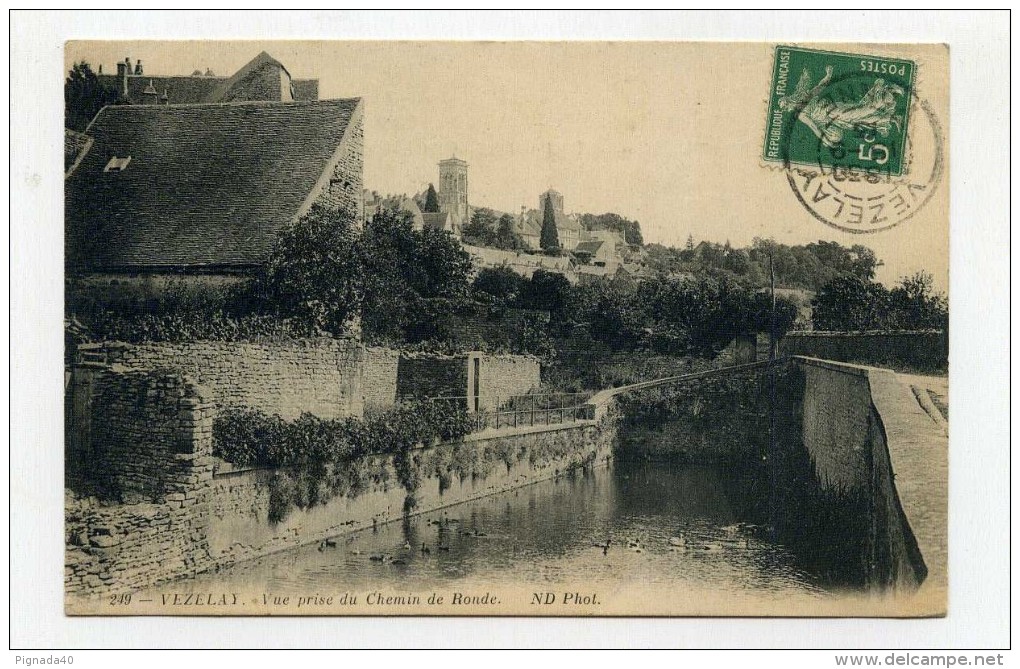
[98,73,223,105]
[422,212,452,230]
[520,208,580,232]
[292,79,319,101]
[96,52,320,105]
[574,240,604,255]
[66,98,362,270]
[64,129,93,176]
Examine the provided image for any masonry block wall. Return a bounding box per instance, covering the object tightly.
[396,355,469,402]
[475,354,541,410]
[361,347,399,412]
[312,105,364,225]
[78,369,215,503]
[100,338,365,420]
[795,357,927,589]
[65,368,218,596]
[196,421,616,579]
[799,360,873,490]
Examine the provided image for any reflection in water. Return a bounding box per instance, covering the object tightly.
[173,460,836,599]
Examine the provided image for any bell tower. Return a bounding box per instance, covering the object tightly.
[438,157,469,233]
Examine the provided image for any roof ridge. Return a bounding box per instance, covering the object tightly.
[93,97,360,113]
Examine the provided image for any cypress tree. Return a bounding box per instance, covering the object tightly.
[540,194,560,251]
[423,183,441,213]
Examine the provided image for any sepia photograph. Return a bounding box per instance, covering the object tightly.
[58,39,954,618]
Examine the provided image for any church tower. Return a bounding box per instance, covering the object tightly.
[438,157,469,233]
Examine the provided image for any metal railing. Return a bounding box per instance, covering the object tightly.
[423,392,594,433]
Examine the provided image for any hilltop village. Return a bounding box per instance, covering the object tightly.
[62,49,948,605]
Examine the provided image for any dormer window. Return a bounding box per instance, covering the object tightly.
[104,156,131,173]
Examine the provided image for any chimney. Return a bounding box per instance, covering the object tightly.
[98,64,102,74]
[134,59,143,75]
[142,80,159,104]
[117,57,131,97]
[161,88,169,105]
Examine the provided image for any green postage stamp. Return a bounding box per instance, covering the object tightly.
[763,46,916,177]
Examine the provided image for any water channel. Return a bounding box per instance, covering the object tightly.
[159,458,853,605]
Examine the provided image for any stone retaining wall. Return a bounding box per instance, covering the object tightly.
[98,338,365,420]
[65,361,612,603]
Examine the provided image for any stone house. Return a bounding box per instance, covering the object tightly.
[65,96,364,287]
[516,201,582,250]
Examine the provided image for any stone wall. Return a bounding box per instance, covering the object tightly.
[394,352,542,411]
[202,422,613,567]
[97,338,364,420]
[606,358,927,591]
[781,330,947,372]
[65,368,218,596]
[66,409,615,602]
[794,357,928,589]
[361,347,400,412]
[396,355,468,403]
[67,368,215,503]
[799,359,874,489]
[311,105,364,225]
[475,354,542,410]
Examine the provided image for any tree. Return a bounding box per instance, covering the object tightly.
[811,275,890,331]
[360,208,472,343]
[423,183,441,213]
[540,194,560,252]
[586,278,647,350]
[888,271,947,329]
[461,207,499,246]
[522,269,572,318]
[254,204,363,336]
[494,213,528,250]
[65,61,121,132]
[579,212,644,246]
[472,267,528,305]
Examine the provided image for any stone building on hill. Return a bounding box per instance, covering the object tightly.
[516,189,582,250]
[65,97,363,284]
[96,52,319,107]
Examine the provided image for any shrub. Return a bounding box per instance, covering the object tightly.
[212,400,475,470]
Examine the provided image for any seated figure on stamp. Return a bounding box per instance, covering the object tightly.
[779,65,906,149]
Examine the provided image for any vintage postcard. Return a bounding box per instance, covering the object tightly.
[63,40,948,617]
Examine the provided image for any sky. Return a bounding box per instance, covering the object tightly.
[66,41,949,290]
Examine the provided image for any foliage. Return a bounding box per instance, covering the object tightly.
[65,61,121,132]
[212,400,474,470]
[65,275,306,343]
[359,208,473,343]
[811,271,946,331]
[472,266,529,305]
[558,274,797,356]
[495,214,529,250]
[213,399,475,523]
[252,203,363,336]
[886,271,948,330]
[642,237,881,292]
[462,208,529,251]
[423,183,441,213]
[578,212,643,246]
[539,194,560,251]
